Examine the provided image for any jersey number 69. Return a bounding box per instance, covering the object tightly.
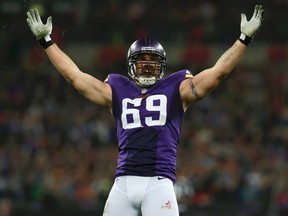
[121,95,167,129]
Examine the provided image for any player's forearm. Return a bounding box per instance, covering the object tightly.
[45,43,81,83]
[214,40,246,79]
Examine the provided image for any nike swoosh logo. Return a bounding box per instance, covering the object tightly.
[158,176,166,180]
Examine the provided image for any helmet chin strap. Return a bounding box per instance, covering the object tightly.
[137,76,156,86]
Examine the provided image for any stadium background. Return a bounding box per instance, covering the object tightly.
[0,0,287,215]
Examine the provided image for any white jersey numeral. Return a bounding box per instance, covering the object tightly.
[145,95,167,126]
[121,95,167,129]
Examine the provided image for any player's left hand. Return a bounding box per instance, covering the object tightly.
[26,8,52,40]
[240,5,264,38]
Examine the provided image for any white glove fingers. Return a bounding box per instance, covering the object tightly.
[30,9,37,22]
[26,18,32,29]
[241,13,247,23]
[26,11,33,22]
[252,5,259,18]
[26,7,53,42]
[47,16,52,25]
[35,8,42,23]
[256,5,264,20]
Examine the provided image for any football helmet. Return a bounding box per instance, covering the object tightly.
[127,37,167,86]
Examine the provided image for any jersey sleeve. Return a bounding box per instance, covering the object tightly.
[105,73,118,85]
[169,69,193,80]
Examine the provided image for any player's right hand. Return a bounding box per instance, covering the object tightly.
[240,5,264,38]
[26,8,52,40]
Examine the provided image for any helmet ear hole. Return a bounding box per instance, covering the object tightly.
[129,64,136,79]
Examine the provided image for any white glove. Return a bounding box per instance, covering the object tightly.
[239,5,264,45]
[26,8,54,48]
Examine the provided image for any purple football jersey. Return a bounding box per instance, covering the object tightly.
[105,70,192,183]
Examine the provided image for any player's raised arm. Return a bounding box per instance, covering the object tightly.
[180,5,264,109]
[26,8,112,108]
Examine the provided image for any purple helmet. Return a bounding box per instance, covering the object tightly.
[127,37,167,86]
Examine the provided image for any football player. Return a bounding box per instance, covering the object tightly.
[26,5,264,216]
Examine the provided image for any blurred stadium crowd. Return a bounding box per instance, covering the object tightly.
[0,0,287,216]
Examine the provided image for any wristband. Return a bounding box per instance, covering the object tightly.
[38,35,54,49]
[238,33,252,46]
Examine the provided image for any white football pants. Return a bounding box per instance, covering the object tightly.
[103,175,179,216]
